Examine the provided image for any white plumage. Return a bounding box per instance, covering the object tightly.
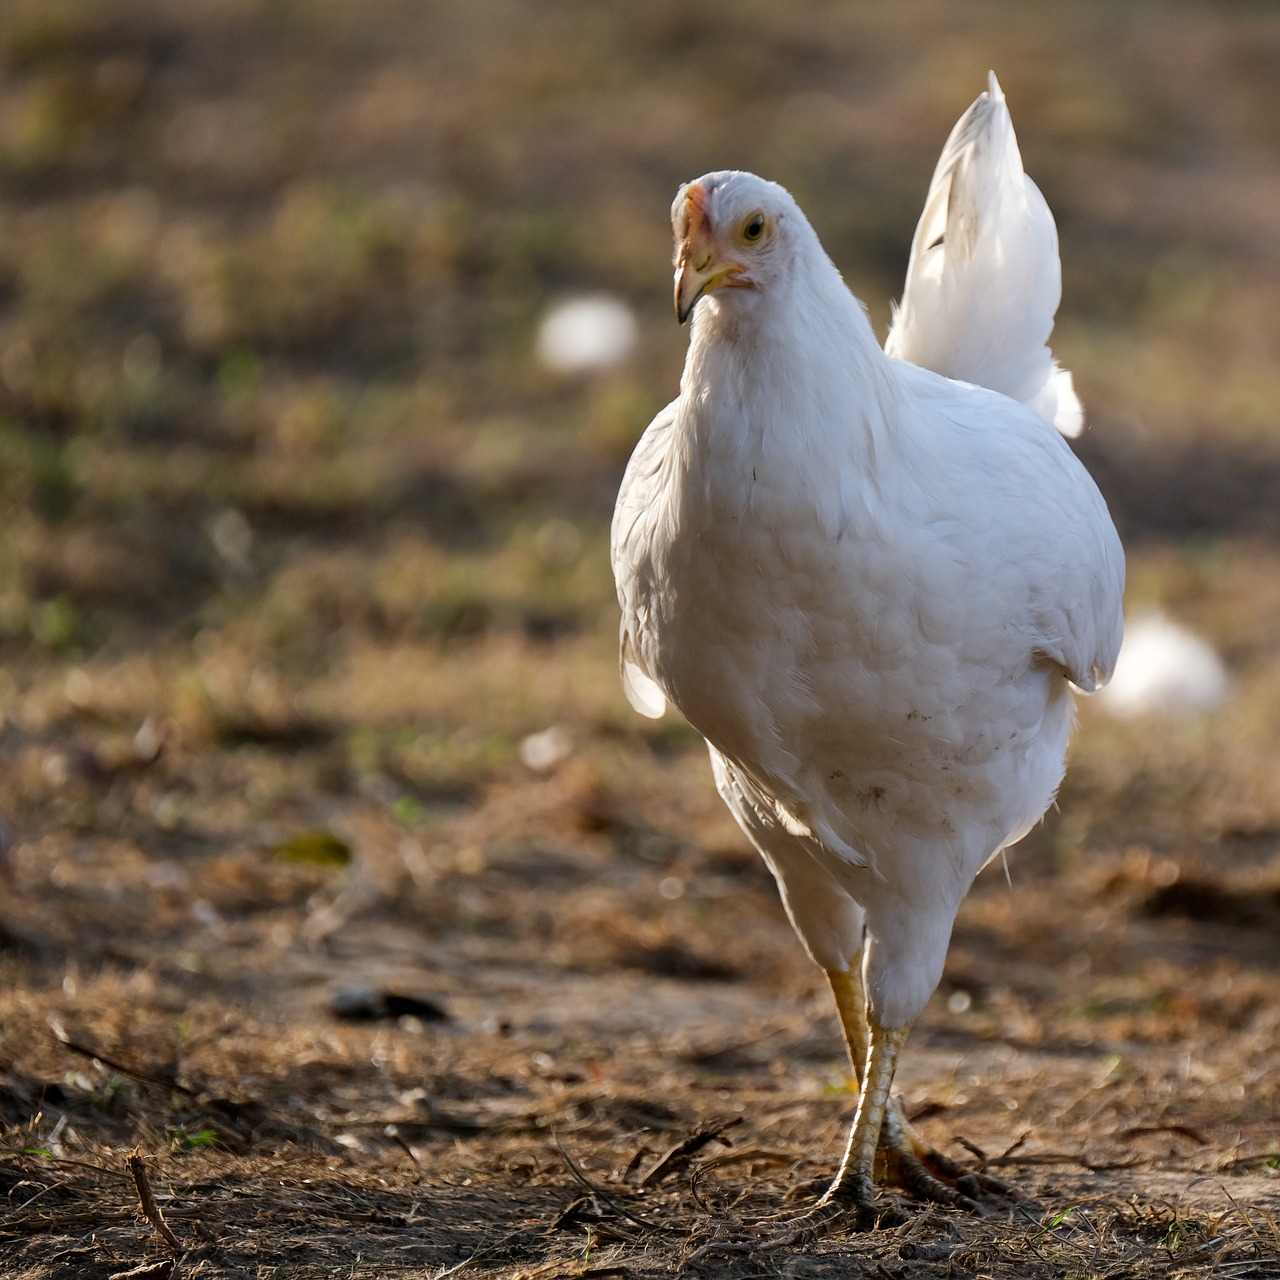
[611,74,1125,1223]
[886,74,1083,436]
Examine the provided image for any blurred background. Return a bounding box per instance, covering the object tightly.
[3,0,1280,672]
[0,0,1278,1263]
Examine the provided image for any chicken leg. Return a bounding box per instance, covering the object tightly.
[824,967,1014,1214]
[765,1009,906,1238]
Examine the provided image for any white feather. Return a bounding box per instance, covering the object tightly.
[886,72,1083,436]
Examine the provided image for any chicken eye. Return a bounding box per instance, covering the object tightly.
[742,213,766,243]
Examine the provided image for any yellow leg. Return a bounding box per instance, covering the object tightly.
[822,965,1016,1216]
[825,967,869,1082]
[821,1019,907,1208]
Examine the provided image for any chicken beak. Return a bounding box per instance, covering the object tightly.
[673,180,747,323]
[674,254,711,324]
[674,253,743,324]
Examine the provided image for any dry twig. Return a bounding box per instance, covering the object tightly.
[640,1117,743,1187]
[127,1150,182,1255]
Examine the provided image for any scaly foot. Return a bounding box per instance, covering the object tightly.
[879,1100,1023,1213]
[760,1182,907,1244]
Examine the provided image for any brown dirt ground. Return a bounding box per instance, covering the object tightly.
[2,785,1279,1278]
[1,2,1279,1277]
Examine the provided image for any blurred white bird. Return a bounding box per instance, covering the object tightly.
[537,294,638,374]
[1099,611,1229,717]
[612,74,1124,1227]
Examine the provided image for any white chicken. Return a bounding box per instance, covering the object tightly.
[611,74,1124,1225]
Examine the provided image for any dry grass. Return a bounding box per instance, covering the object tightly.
[0,1,1278,1276]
